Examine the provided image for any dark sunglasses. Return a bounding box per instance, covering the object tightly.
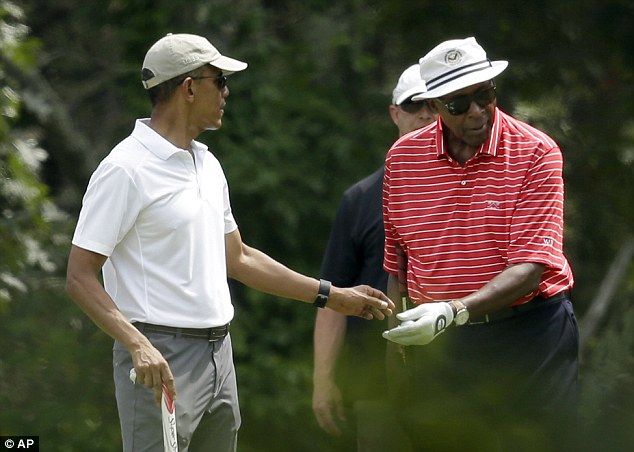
[190,73,227,90]
[399,99,430,114]
[438,84,496,116]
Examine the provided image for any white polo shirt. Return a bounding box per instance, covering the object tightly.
[72,119,237,328]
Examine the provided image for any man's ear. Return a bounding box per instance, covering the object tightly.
[181,77,194,97]
[388,104,400,127]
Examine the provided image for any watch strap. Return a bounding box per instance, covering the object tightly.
[449,299,469,325]
[313,279,331,308]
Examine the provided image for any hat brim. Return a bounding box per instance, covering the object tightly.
[412,61,507,100]
[395,83,428,105]
[209,55,248,75]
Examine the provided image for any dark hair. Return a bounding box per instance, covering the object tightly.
[146,66,209,106]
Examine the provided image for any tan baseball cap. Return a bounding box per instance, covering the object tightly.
[141,33,248,89]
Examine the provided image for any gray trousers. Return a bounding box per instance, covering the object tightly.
[113,333,241,452]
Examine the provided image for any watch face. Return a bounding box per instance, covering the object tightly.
[314,295,328,308]
[455,309,469,325]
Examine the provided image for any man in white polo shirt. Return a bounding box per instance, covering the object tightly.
[65,33,393,452]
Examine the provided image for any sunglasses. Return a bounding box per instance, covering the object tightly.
[190,73,228,90]
[438,84,496,116]
[399,99,430,114]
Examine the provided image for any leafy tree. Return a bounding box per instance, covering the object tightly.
[0,3,120,449]
[4,0,634,450]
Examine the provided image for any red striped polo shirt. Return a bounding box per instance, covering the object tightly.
[383,108,574,305]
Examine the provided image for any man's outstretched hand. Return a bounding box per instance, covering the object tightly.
[327,285,394,319]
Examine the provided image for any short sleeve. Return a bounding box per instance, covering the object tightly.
[72,162,143,256]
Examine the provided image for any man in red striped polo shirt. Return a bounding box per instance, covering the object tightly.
[382,37,578,451]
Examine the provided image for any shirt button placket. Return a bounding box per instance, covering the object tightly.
[460,167,468,186]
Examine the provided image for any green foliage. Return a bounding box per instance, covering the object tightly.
[1,3,119,449]
[2,0,633,450]
[0,1,55,308]
[0,283,120,450]
[577,286,634,451]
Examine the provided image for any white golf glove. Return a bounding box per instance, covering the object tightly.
[382,302,454,346]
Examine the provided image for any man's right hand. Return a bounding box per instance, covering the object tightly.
[313,379,347,436]
[129,339,176,405]
[327,285,395,320]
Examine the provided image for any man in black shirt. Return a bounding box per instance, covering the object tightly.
[312,64,437,452]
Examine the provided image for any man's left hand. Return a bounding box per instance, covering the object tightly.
[382,302,454,345]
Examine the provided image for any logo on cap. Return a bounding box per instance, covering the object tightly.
[444,50,463,66]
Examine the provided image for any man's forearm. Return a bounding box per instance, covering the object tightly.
[225,230,392,318]
[388,262,544,319]
[66,271,148,350]
[65,246,149,350]
[459,262,545,317]
[313,308,347,381]
[228,243,320,303]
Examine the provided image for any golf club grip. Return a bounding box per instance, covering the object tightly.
[162,385,178,452]
[395,243,410,311]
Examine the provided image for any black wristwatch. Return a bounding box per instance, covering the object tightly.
[313,279,331,308]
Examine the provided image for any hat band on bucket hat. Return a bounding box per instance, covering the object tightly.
[426,59,493,93]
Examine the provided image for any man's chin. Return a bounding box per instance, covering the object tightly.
[464,126,491,145]
[205,122,222,132]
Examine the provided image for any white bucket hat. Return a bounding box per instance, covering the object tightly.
[412,37,507,100]
[392,64,428,105]
[142,33,248,89]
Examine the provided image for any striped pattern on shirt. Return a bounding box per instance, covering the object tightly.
[383,108,573,304]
